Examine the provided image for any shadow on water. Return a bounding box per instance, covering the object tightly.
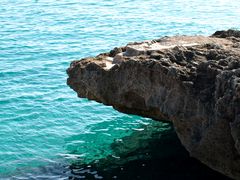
[68,122,230,180]
[9,121,231,179]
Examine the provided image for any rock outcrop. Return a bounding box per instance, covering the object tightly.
[67,30,240,179]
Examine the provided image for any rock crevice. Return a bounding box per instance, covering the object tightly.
[67,30,240,179]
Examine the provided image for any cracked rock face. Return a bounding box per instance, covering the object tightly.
[67,30,240,179]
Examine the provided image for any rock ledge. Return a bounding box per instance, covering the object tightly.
[67,30,240,179]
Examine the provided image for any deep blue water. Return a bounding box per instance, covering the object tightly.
[0,0,239,179]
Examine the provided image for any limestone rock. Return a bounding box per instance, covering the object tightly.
[67,30,240,179]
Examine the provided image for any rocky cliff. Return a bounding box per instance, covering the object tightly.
[67,30,240,179]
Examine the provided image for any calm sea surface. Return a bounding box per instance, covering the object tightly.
[0,0,239,179]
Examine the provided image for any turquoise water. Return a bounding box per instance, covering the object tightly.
[0,0,240,178]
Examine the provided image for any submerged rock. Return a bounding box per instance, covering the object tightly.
[67,30,240,179]
[69,122,230,180]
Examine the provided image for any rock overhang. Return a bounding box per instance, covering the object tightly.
[67,30,240,179]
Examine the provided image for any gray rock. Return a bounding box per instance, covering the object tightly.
[67,30,240,179]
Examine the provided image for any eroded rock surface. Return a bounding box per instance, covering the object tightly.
[67,30,240,179]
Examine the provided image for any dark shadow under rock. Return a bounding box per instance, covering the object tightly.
[69,122,231,180]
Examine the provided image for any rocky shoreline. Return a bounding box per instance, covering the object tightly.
[67,30,240,179]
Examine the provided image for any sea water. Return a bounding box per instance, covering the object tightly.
[0,0,239,179]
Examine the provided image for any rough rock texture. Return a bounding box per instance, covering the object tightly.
[67,30,240,179]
